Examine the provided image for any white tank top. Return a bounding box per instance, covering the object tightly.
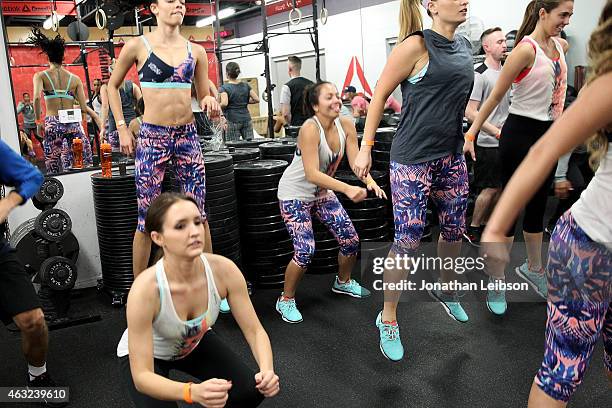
[571,144,612,249]
[509,36,567,121]
[116,254,221,361]
[277,116,346,202]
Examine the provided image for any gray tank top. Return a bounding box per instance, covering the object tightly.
[109,80,137,132]
[391,30,474,165]
[277,117,346,202]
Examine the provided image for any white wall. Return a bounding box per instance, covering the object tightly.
[1,15,102,289]
[225,0,604,113]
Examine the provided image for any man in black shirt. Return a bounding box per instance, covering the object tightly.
[279,56,313,127]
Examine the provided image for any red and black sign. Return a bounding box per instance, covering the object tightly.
[266,0,313,17]
[2,1,76,16]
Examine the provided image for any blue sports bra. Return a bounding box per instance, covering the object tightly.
[138,36,195,89]
[42,71,76,100]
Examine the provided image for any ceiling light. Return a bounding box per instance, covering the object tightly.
[196,8,236,28]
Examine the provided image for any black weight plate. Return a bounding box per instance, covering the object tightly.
[375,141,393,151]
[243,214,283,226]
[35,209,72,242]
[340,196,387,210]
[235,172,283,185]
[242,221,285,233]
[211,228,240,242]
[242,187,279,203]
[207,201,238,216]
[95,225,137,234]
[207,194,237,207]
[259,141,297,155]
[351,218,385,230]
[346,206,387,219]
[210,235,240,250]
[375,128,395,143]
[224,140,260,149]
[234,160,288,176]
[208,215,239,230]
[239,202,281,215]
[372,161,390,172]
[205,165,234,179]
[261,154,294,164]
[227,147,260,162]
[242,245,294,259]
[203,154,233,170]
[359,225,390,240]
[93,202,138,211]
[32,195,48,211]
[360,233,390,243]
[92,185,137,194]
[335,170,387,186]
[35,177,64,205]
[207,178,236,192]
[307,265,338,275]
[94,220,138,229]
[207,206,239,221]
[40,256,77,291]
[243,240,294,255]
[372,150,390,162]
[14,232,44,274]
[313,246,339,259]
[97,243,134,254]
[242,227,288,240]
[206,187,236,201]
[206,171,235,186]
[213,240,241,253]
[244,254,293,267]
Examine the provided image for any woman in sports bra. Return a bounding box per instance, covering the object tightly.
[28,28,93,174]
[275,82,386,324]
[466,0,573,302]
[109,0,221,277]
[117,193,279,407]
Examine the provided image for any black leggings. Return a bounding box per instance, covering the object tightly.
[499,114,554,237]
[549,151,594,226]
[119,330,264,408]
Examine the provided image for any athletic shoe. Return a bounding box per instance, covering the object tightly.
[428,287,469,323]
[486,277,507,316]
[219,298,230,314]
[375,311,404,362]
[331,276,371,298]
[515,261,547,299]
[275,295,303,324]
[463,226,481,247]
[27,372,68,407]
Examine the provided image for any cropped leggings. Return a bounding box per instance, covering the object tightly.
[279,192,359,269]
[536,211,611,402]
[499,114,554,237]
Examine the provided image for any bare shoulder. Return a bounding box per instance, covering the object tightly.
[129,266,158,299]
[396,34,427,55]
[205,254,242,294]
[558,37,569,53]
[190,41,206,56]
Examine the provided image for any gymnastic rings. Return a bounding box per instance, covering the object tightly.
[289,8,302,26]
[95,8,107,30]
[50,11,60,32]
[319,8,329,25]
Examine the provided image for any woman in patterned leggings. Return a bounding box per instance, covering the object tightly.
[483,3,612,405]
[275,82,386,324]
[108,0,220,276]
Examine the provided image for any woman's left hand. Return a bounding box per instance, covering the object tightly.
[255,370,280,398]
[202,95,221,118]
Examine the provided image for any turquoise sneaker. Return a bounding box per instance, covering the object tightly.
[428,287,469,323]
[275,295,303,324]
[515,261,547,299]
[219,298,230,314]
[375,311,404,362]
[486,278,507,316]
[332,276,371,298]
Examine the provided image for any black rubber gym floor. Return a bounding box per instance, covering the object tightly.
[0,271,609,408]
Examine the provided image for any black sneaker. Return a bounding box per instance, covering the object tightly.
[463,226,481,247]
[27,372,68,407]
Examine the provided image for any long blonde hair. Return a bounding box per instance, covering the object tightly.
[586,0,612,169]
[398,0,424,42]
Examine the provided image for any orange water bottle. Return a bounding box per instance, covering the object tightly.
[72,137,83,169]
[101,142,112,178]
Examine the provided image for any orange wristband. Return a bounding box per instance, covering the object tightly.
[464,134,476,142]
[363,139,375,147]
[183,382,193,404]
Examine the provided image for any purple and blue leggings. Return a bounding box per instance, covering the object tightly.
[135,122,207,232]
[279,192,359,269]
[43,116,93,174]
[390,153,469,254]
[536,211,611,402]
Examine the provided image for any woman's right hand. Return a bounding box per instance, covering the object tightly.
[119,126,136,156]
[191,379,232,408]
[463,140,476,161]
[353,148,372,179]
[345,185,367,203]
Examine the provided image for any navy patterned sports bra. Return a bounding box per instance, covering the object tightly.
[138,36,195,89]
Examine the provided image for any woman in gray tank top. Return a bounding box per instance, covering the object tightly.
[275,82,387,324]
[117,193,279,407]
[353,0,474,362]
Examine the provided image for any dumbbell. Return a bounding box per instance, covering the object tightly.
[32,177,64,211]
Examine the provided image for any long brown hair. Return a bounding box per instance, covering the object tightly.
[516,0,573,44]
[586,0,612,169]
[398,0,424,42]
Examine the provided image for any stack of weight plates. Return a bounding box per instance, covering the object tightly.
[259,140,297,164]
[161,161,180,193]
[372,128,394,172]
[225,138,274,149]
[335,170,390,245]
[203,153,241,267]
[308,219,339,275]
[285,126,301,138]
[226,147,260,163]
[338,132,363,171]
[91,169,138,300]
[234,160,291,288]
